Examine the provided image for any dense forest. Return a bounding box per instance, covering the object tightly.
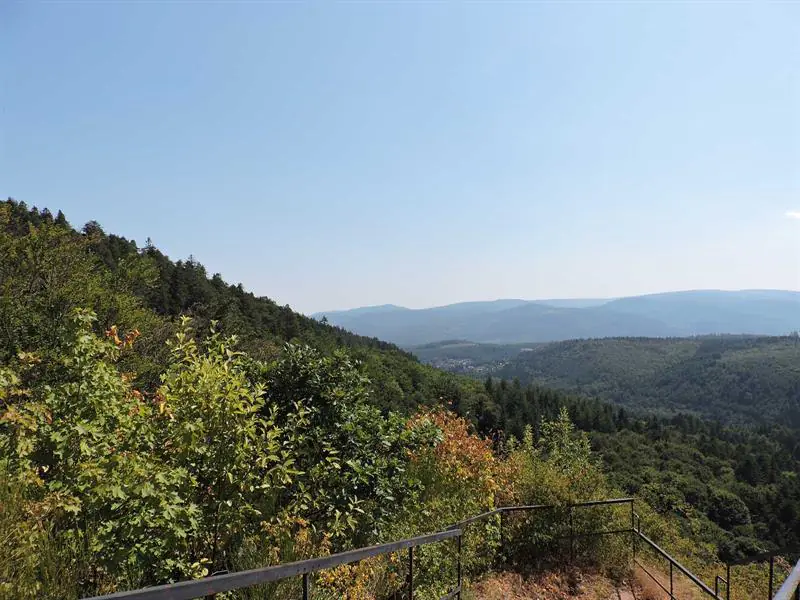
[1,198,797,598]
[418,339,800,558]
[471,378,800,559]
[415,337,800,426]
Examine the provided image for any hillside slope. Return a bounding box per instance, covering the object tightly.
[1,198,485,415]
[495,336,800,425]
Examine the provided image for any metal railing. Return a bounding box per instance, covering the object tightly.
[726,547,800,600]
[83,498,635,600]
[80,497,799,600]
[450,497,636,566]
[457,499,729,600]
[774,558,800,600]
[82,529,463,600]
[632,511,722,599]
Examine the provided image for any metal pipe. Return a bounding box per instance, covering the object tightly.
[499,510,504,566]
[569,505,575,563]
[716,574,728,600]
[630,502,636,563]
[457,535,462,600]
[82,498,718,600]
[770,555,775,598]
[774,557,800,600]
[408,546,414,600]
[501,497,635,514]
[636,530,718,598]
[81,529,460,600]
[635,560,673,597]
[670,561,673,599]
[447,508,503,531]
[727,564,731,600]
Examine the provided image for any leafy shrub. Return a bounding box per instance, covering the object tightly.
[1,311,198,592]
[262,344,433,548]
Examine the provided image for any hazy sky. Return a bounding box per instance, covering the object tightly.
[2,2,798,314]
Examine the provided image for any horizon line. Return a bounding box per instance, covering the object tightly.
[310,287,800,315]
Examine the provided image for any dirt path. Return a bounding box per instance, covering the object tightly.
[470,571,643,599]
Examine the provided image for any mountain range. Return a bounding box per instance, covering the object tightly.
[314,290,800,346]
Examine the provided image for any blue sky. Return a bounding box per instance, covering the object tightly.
[2,2,798,314]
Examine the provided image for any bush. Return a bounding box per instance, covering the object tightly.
[708,488,751,530]
[501,409,627,578]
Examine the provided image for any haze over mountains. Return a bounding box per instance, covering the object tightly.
[314,290,800,346]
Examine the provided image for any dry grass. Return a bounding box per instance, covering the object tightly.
[631,563,707,600]
[632,569,669,600]
[467,569,627,599]
[466,564,721,600]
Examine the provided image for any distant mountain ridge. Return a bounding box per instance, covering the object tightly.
[314,290,800,346]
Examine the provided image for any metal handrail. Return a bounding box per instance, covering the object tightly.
[728,548,800,567]
[725,546,800,599]
[635,528,720,598]
[81,498,635,600]
[773,558,800,600]
[81,529,462,600]
[715,574,729,599]
[79,497,739,600]
[446,497,634,530]
[447,507,502,530]
[634,521,800,600]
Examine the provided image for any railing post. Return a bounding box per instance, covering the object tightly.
[630,501,636,564]
[630,500,635,531]
[457,534,462,600]
[569,504,575,563]
[302,572,309,600]
[408,546,414,600]
[727,563,731,600]
[499,510,504,566]
[669,561,673,599]
[769,555,775,599]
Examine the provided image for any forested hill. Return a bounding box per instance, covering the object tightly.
[415,336,800,427]
[0,198,478,414]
